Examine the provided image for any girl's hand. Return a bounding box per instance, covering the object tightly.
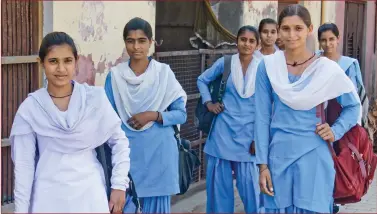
[259,164,274,196]
[316,123,335,143]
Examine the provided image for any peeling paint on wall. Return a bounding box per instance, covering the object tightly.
[107,48,130,68]
[52,1,156,86]
[75,54,96,86]
[242,1,278,27]
[75,49,130,86]
[78,1,108,42]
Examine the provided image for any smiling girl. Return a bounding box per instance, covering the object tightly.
[254,5,361,213]
[197,26,261,213]
[10,32,130,213]
[255,18,279,58]
[317,23,368,128]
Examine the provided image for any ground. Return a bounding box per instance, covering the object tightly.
[2,177,375,213]
[171,177,377,213]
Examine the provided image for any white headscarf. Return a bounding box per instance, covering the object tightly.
[110,59,187,131]
[263,50,361,124]
[230,53,261,98]
[10,82,123,154]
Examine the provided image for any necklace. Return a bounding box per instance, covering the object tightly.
[49,93,72,98]
[286,53,316,67]
[49,83,74,98]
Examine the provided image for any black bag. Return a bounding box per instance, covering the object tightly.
[195,55,232,134]
[96,144,141,214]
[173,125,201,195]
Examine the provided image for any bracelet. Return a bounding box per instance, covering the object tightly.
[156,111,159,121]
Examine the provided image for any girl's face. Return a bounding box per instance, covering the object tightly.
[125,29,152,60]
[260,23,278,47]
[319,30,340,55]
[279,15,313,50]
[237,30,258,56]
[42,44,76,88]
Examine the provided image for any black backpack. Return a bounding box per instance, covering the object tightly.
[195,55,232,134]
[96,144,141,213]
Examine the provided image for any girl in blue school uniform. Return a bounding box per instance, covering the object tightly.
[317,21,369,214]
[317,22,368,127]
[104,17,187,213]
[197,26,261,213]
[254,4,361,214]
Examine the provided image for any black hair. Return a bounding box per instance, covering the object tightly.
[258,18,278,33]
[123,17,153,41]
[318,23,340,40]
[278,4,312,28]
[39,32,78,62]
[237,25,260,45]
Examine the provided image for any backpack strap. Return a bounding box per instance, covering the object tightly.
[316,103,337,159]
[217,55,232,103]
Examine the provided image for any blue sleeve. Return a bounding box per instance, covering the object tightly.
[254,61,273,165]
[161,97,187,126]
[104,72,118,113]
[331,92,361,141]
[197,57,225,104]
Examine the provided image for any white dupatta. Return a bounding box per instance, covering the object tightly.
[230,53,261,98]
[111,59,187,131]
[263,50,361,124]
[10,82,123,154]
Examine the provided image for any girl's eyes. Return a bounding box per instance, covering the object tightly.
[47,58,74,64]
[281,26,304,31]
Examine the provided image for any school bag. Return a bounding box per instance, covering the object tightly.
[95,144,141,213]
[317,103,377,204]
[173,125,201,195]
[195,55,232,134]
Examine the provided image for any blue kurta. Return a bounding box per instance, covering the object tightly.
[104,72,187,198]
[254,61,360,213]
[197,56,256,162]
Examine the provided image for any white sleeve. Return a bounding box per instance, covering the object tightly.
[106,125,131,191]
[11,133,37,213]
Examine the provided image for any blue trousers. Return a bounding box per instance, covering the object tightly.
[123,195,170,213]
[206,154,260,213]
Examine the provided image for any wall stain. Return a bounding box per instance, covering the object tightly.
[75,49,129,85]
[78,1,108,42]
[75,54,96,85]
[107,48,130,68]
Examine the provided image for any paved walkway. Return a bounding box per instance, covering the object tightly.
[3,177,375,213]
[172,177,377,213]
